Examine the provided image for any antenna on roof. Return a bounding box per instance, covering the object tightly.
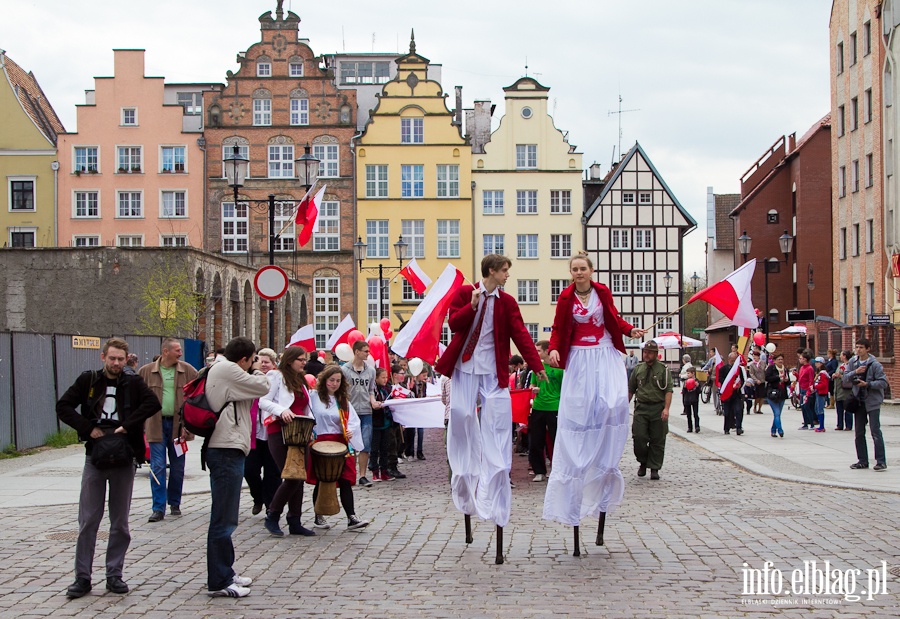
[524,57,528,77]
[607,93,640,162]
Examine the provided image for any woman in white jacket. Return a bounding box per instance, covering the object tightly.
[258,346,315,537]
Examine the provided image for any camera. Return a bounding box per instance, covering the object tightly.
[850,374,864,385]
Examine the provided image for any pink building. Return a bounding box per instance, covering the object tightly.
[57,50,219,248]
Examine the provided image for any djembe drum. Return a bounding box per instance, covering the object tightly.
[311,440,349,516]
[281,416,315,480]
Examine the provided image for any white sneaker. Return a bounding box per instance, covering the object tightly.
[232,575,252,587]
[209,583,250,598]
[532,474,545,482]
[347,515,369,530]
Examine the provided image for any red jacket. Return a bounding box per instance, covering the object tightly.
[435,283,544,388]
[548,281,635,369]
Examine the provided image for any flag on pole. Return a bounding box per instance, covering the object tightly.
[325,314,356,351]
[296,185,327,247]
[719,359,743,400]
[391,264,464,363]
[713,348,723,387]
[688,259,758,330]
[286,324,315,351]
[399,257,432,294]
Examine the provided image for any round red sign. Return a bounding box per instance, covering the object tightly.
[253,265,289,301]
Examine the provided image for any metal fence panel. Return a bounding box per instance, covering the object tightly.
[121,335,164,368]
[12,332,58,450]
[54,335,107,400]
[0,333,11,448]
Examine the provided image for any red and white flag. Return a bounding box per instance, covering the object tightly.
[296,185,327,247]
[713,348,723,387]
[719,359,743,400]
[325,314,356,351]
[399,257,432,295]
[286,324,315,351]
[688,259,759,330]
[392,264,464,363]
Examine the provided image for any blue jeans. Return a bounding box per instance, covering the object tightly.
[206,448,245,591]
[854,408,886,466]
[767,398,784,435]
[815,394,827,428]
[150,417,185,512]
[358,414,373,452]
[799,389,815,426]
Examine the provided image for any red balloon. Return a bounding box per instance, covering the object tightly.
[304,374,317,388]
[385,330,393,340]
[367,335,386,364]
[379,317,392,333]
[685,378,697,391]
[752,332,766,346]
[347,330,366,345]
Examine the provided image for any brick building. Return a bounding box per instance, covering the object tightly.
[203,3,357,349]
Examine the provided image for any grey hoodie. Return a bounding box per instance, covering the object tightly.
[841,355,888,412]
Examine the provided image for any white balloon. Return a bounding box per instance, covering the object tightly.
[408,357,424,376]
[335,343,353,362]
[765,342,776,353]
[365,354,376,369]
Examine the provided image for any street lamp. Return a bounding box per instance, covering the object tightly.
[690,271,700,293]
[736,230,795,336]
[223,142,319,348]
[352,235,409,324]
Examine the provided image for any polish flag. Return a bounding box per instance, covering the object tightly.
[688,259,758,330]
[286,324,315,351]
[296,185,327,247]
[325,314,356,351]
[399,257,432,295]
[392,264,465,363]
[713,348,724,387]
[719,359,743,400]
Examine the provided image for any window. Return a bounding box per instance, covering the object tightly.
[273,202,295,252]
[290,98,309,125]
[611,229,630,250]
[365,165,388,197]
[161,191,186,218]
[161,146,186,173]
[838,105,845,136]
[855,286,861,324]
[117,146,141,173]
[550,190,571,214]
[253,98,272,126]
[622,192,635,204]
[656,316,674,331]
[176,92,202,115]
[516,190,538,214]
[74,147,98,173]
[639,192,651,204]
[840,287,848,323]
[314,201,340,251]
[852,159,860,192]
[74,191,99,217]
[402,219,425,258]
[402,279,425,302]
[313,144,339,178]
[612,273,630,294]
[516,234,538,259]
[436,165,459,198]
[852,223,860,256]
[441,323,452,346]
[257,62,271,77]
[550,279,568,303]
[839,227,847,259]
[865,88,873,123]
[10,230,35,248]
[222,144,249,179]
[550,234,572,258]
[161,235,188,247]
[865,153,875,188]
[401,164,424,198]
[634,273,654,294]
[117,191,142,218]
[366,220,389,258]
[289,61,304,77]
[117,235,143,247]
[483,234,504,256]
[839,166,846,197]
[367,278,390,324]
[314,277,340,349]
[851,97,859,131]
[483,190,504,214]
[437,220,460,258]
[836,41,844,74]
[400,118,424,143]
[515,144,537,169]
[339,61,390,84]
[634,228,653,249]
[850,32,858,65]
[867,282,875,315]
[9,180,35,211]
[623,315,642,343]
[866,219,874,253]
[864,21,872,56]
[73,235,100,247]
[268,145,295,178]
[121,108,137,126]
[222,202,249,252]
[524,323,539,342]
[517,280,539,304]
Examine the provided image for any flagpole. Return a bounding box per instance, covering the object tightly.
[277,182,318,238]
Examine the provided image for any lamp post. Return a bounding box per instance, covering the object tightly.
[737,230,795,336]
[224,142,319,349]
[663,271,676,366]
[807,263,814,309]
[352,236,409,324]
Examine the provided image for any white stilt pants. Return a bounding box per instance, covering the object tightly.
[447,369,512,527]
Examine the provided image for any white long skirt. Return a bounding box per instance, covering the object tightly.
[542,344,629,526]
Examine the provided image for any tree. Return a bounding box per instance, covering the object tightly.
[136,255,208,338]
[682,276,708,364]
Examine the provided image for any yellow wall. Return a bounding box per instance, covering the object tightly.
[355,48,472,333]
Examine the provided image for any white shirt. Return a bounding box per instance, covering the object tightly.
[459,281,499,376]
[308,391,364,453]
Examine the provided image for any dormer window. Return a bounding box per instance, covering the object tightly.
[121,108,137,126]
[289,57,304,77]
[257,61,272,77]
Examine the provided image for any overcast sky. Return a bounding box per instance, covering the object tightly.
[3,0,830,277]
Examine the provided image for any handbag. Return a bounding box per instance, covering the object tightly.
[91,431,134,469]
[767,387,784,401]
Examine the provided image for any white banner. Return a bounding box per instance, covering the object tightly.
[385,396,445,428]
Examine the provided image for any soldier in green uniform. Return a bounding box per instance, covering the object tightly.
[628,341,673,480]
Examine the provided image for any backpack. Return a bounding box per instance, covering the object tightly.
[179,367,233,438]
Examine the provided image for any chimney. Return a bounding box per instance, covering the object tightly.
[454,86,463,127]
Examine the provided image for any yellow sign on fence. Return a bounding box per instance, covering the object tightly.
[72,336,101,350]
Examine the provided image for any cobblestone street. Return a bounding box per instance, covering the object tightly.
[0,428,897,619]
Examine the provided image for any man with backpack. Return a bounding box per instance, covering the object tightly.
[201,337,270,598]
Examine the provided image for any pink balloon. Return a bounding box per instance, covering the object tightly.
[347,330,366,345]
[304,374,317,388]
[753,332,766,346]
[385,330,393,340]
[379,318,392,333]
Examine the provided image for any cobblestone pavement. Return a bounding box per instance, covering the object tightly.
[0,430,898,619]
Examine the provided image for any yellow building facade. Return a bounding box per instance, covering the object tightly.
[473,78,583,343]
[0,51,65,247]
[354,37,472,332]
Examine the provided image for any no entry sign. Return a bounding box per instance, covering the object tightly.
[254,265,289,301]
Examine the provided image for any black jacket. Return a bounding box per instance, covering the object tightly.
[56,369,161,464]
[304,358,325,377]
[765,363,789,400]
